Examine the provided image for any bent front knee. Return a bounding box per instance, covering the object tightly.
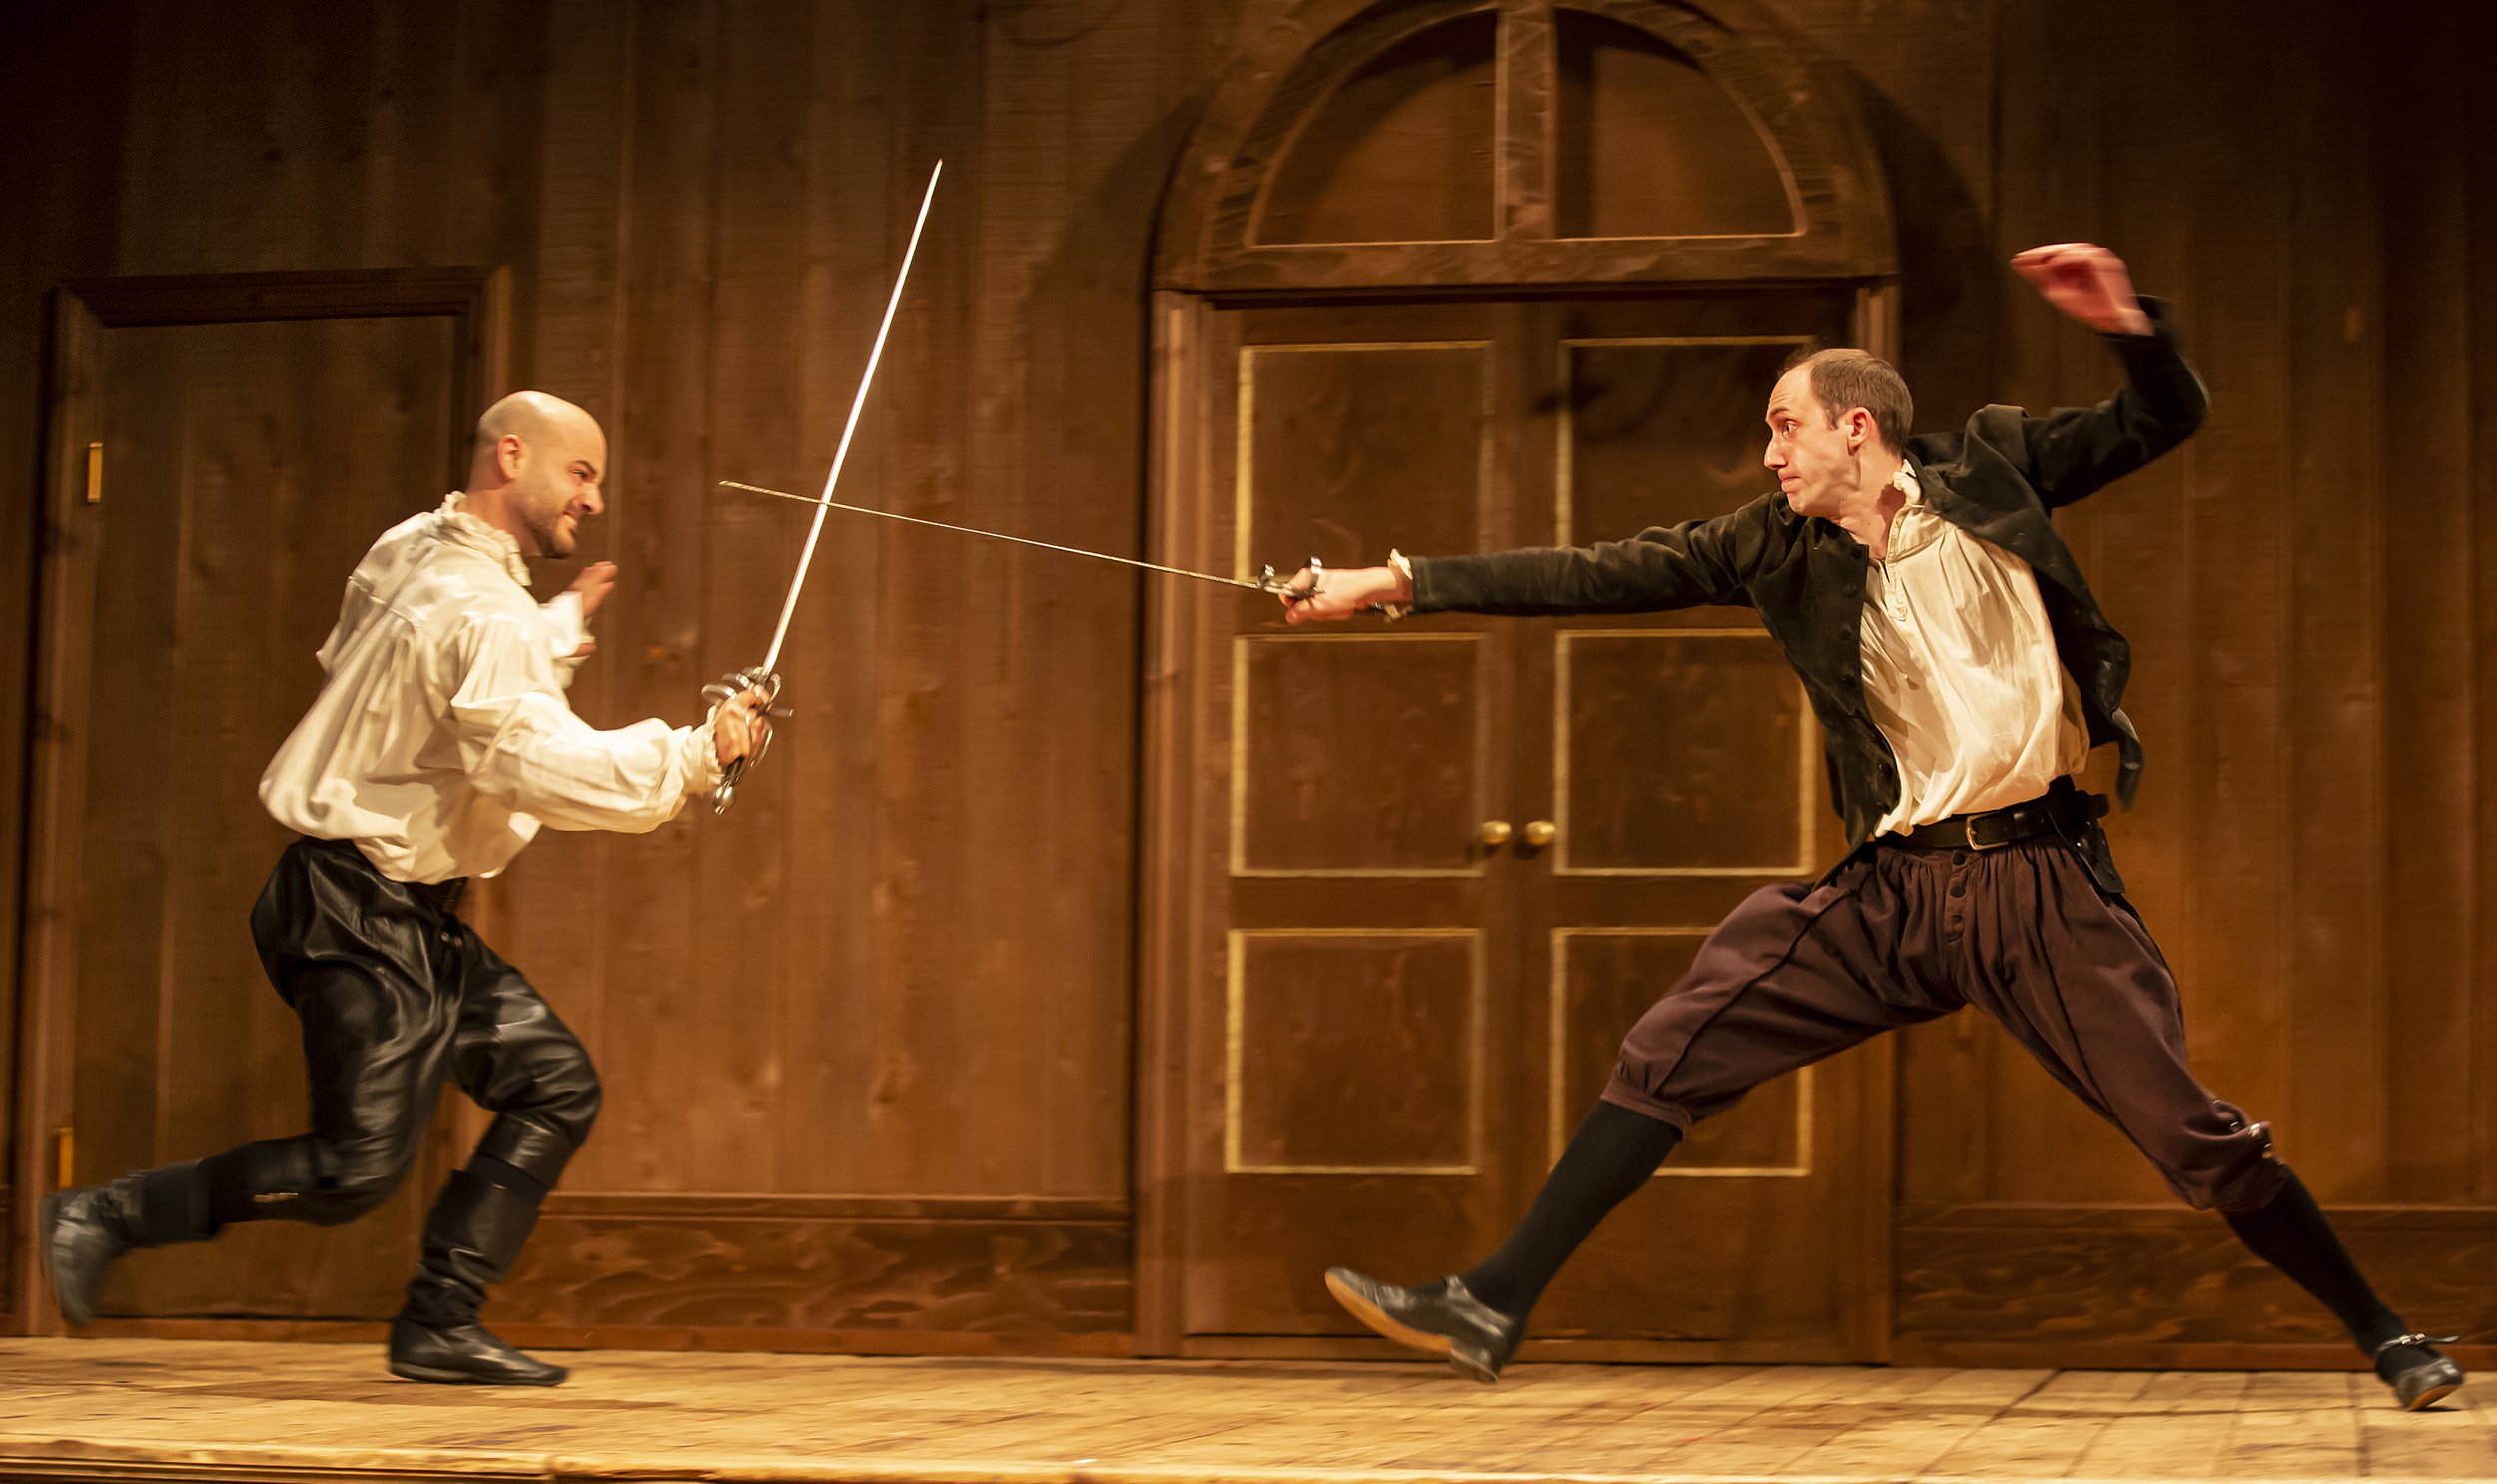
[2160,1117,2288,1214]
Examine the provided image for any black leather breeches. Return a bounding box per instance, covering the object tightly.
[221,837,601,1226]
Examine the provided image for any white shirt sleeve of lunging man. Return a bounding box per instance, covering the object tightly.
[439,607,722,835]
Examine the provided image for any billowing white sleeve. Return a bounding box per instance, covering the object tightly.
[443,611,722,832]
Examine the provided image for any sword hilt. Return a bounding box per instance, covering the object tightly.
[704,667,784,816]
[1265,556,1326,603]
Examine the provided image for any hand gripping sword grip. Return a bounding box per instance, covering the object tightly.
[1260,556,1326,603]
[703,667,783,816]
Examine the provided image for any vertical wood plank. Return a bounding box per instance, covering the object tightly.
[490,0,639,1145]
[774,0,898,1197]
[0,3,136,1321]
[688,0,812,1193]
[2374,0,2477,1203]
[2464,5,2497,1207]
[2171,0,2293,1167]
[593,0,721,1193]
[359,0,462,267]
[112,0,215,275]
[2280,0,2388,1199]
[446,0,550,368]
[860,0,979,1194]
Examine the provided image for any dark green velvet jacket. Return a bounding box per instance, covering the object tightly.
[1410,299,2209,853]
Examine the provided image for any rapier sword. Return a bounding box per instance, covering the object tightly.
[709,159,945,815]
[717,479,1332,603]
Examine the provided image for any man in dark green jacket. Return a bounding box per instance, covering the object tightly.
[1286,244,2463,1411]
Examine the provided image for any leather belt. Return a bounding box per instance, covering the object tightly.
[411,876,469,916]
[1888,780,2108,853]
[306,836,468,915]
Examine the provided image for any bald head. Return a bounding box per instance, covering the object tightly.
[463,391,607,559]
[468,391,600,485]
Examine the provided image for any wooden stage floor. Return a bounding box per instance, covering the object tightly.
[3,1339,2493,1484]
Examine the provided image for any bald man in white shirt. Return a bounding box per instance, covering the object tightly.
[41,392,773,1387]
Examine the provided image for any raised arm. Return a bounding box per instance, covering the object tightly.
[2001,244,2210,508]
[1280,500,1771,625]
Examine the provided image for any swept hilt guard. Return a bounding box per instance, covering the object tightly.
[704,667,784,816]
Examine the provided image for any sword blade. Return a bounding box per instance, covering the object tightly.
[721,480,1282,594]
[761,160,943,674]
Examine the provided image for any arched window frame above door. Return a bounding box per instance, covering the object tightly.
[1156,0,1895,293]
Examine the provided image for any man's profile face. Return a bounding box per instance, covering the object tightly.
[1762,367,1860,517]
[503,419,607,559]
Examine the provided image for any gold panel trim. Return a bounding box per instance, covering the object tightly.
[1551,628,1818,877]
[1547,928,1814,1179]
[1226,928,1487,1176]
[1555,334,1814,548]
[1231,632,1490,878]
[1235,340,1493,585]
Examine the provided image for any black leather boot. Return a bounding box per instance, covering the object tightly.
[41,1161,215,1327]
[388,1170,566,1386]
[1325,1268,1523,1383]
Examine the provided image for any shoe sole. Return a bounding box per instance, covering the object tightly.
[1323,1271,1500,1385]
[388,1359,567,1387]
[2403,1380,2461,1412]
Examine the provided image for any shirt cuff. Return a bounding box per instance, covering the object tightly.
[1377,549,1415,621]
[686,718,726,796]
[541,591,588,658]
[2107,294,2176,344]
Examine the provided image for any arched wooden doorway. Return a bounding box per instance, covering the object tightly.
[1137,0,1897,1362]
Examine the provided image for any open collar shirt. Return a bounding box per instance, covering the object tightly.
[1858,460,2091,834]
[259,492,720,883]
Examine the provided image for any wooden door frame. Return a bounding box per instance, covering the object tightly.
[11,267,508,1335]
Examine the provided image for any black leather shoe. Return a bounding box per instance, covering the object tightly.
[2375,1333,2465,1411]
[40,1186,135,1328]
[1325,1268,1521,1384]
[388,1317,568,1386]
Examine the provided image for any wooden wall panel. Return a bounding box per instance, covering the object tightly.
[2278,0,2389,1200]
[2376,5,2477,1212]
[1859,0,2497,1361]
[0,3,136,1327]
[497,1195,1130,1347]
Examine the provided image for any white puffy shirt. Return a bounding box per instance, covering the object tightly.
[1860,462,2091,835]
[260,493,721,883]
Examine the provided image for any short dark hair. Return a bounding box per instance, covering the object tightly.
[1785,347,1912,453]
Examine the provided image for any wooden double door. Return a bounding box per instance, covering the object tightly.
[1168,289,1891,1361]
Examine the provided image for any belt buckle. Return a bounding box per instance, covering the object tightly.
[1966,811,2018,851]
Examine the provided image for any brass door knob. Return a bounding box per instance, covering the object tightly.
[1522,820,1558,850]
[1476,820,1514,849]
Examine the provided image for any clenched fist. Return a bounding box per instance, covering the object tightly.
[1276,563,1412,625]
[712,686,774,770]
[2011,244,2154,337]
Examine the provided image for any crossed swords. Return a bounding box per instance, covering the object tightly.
[706,161,1327,814]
